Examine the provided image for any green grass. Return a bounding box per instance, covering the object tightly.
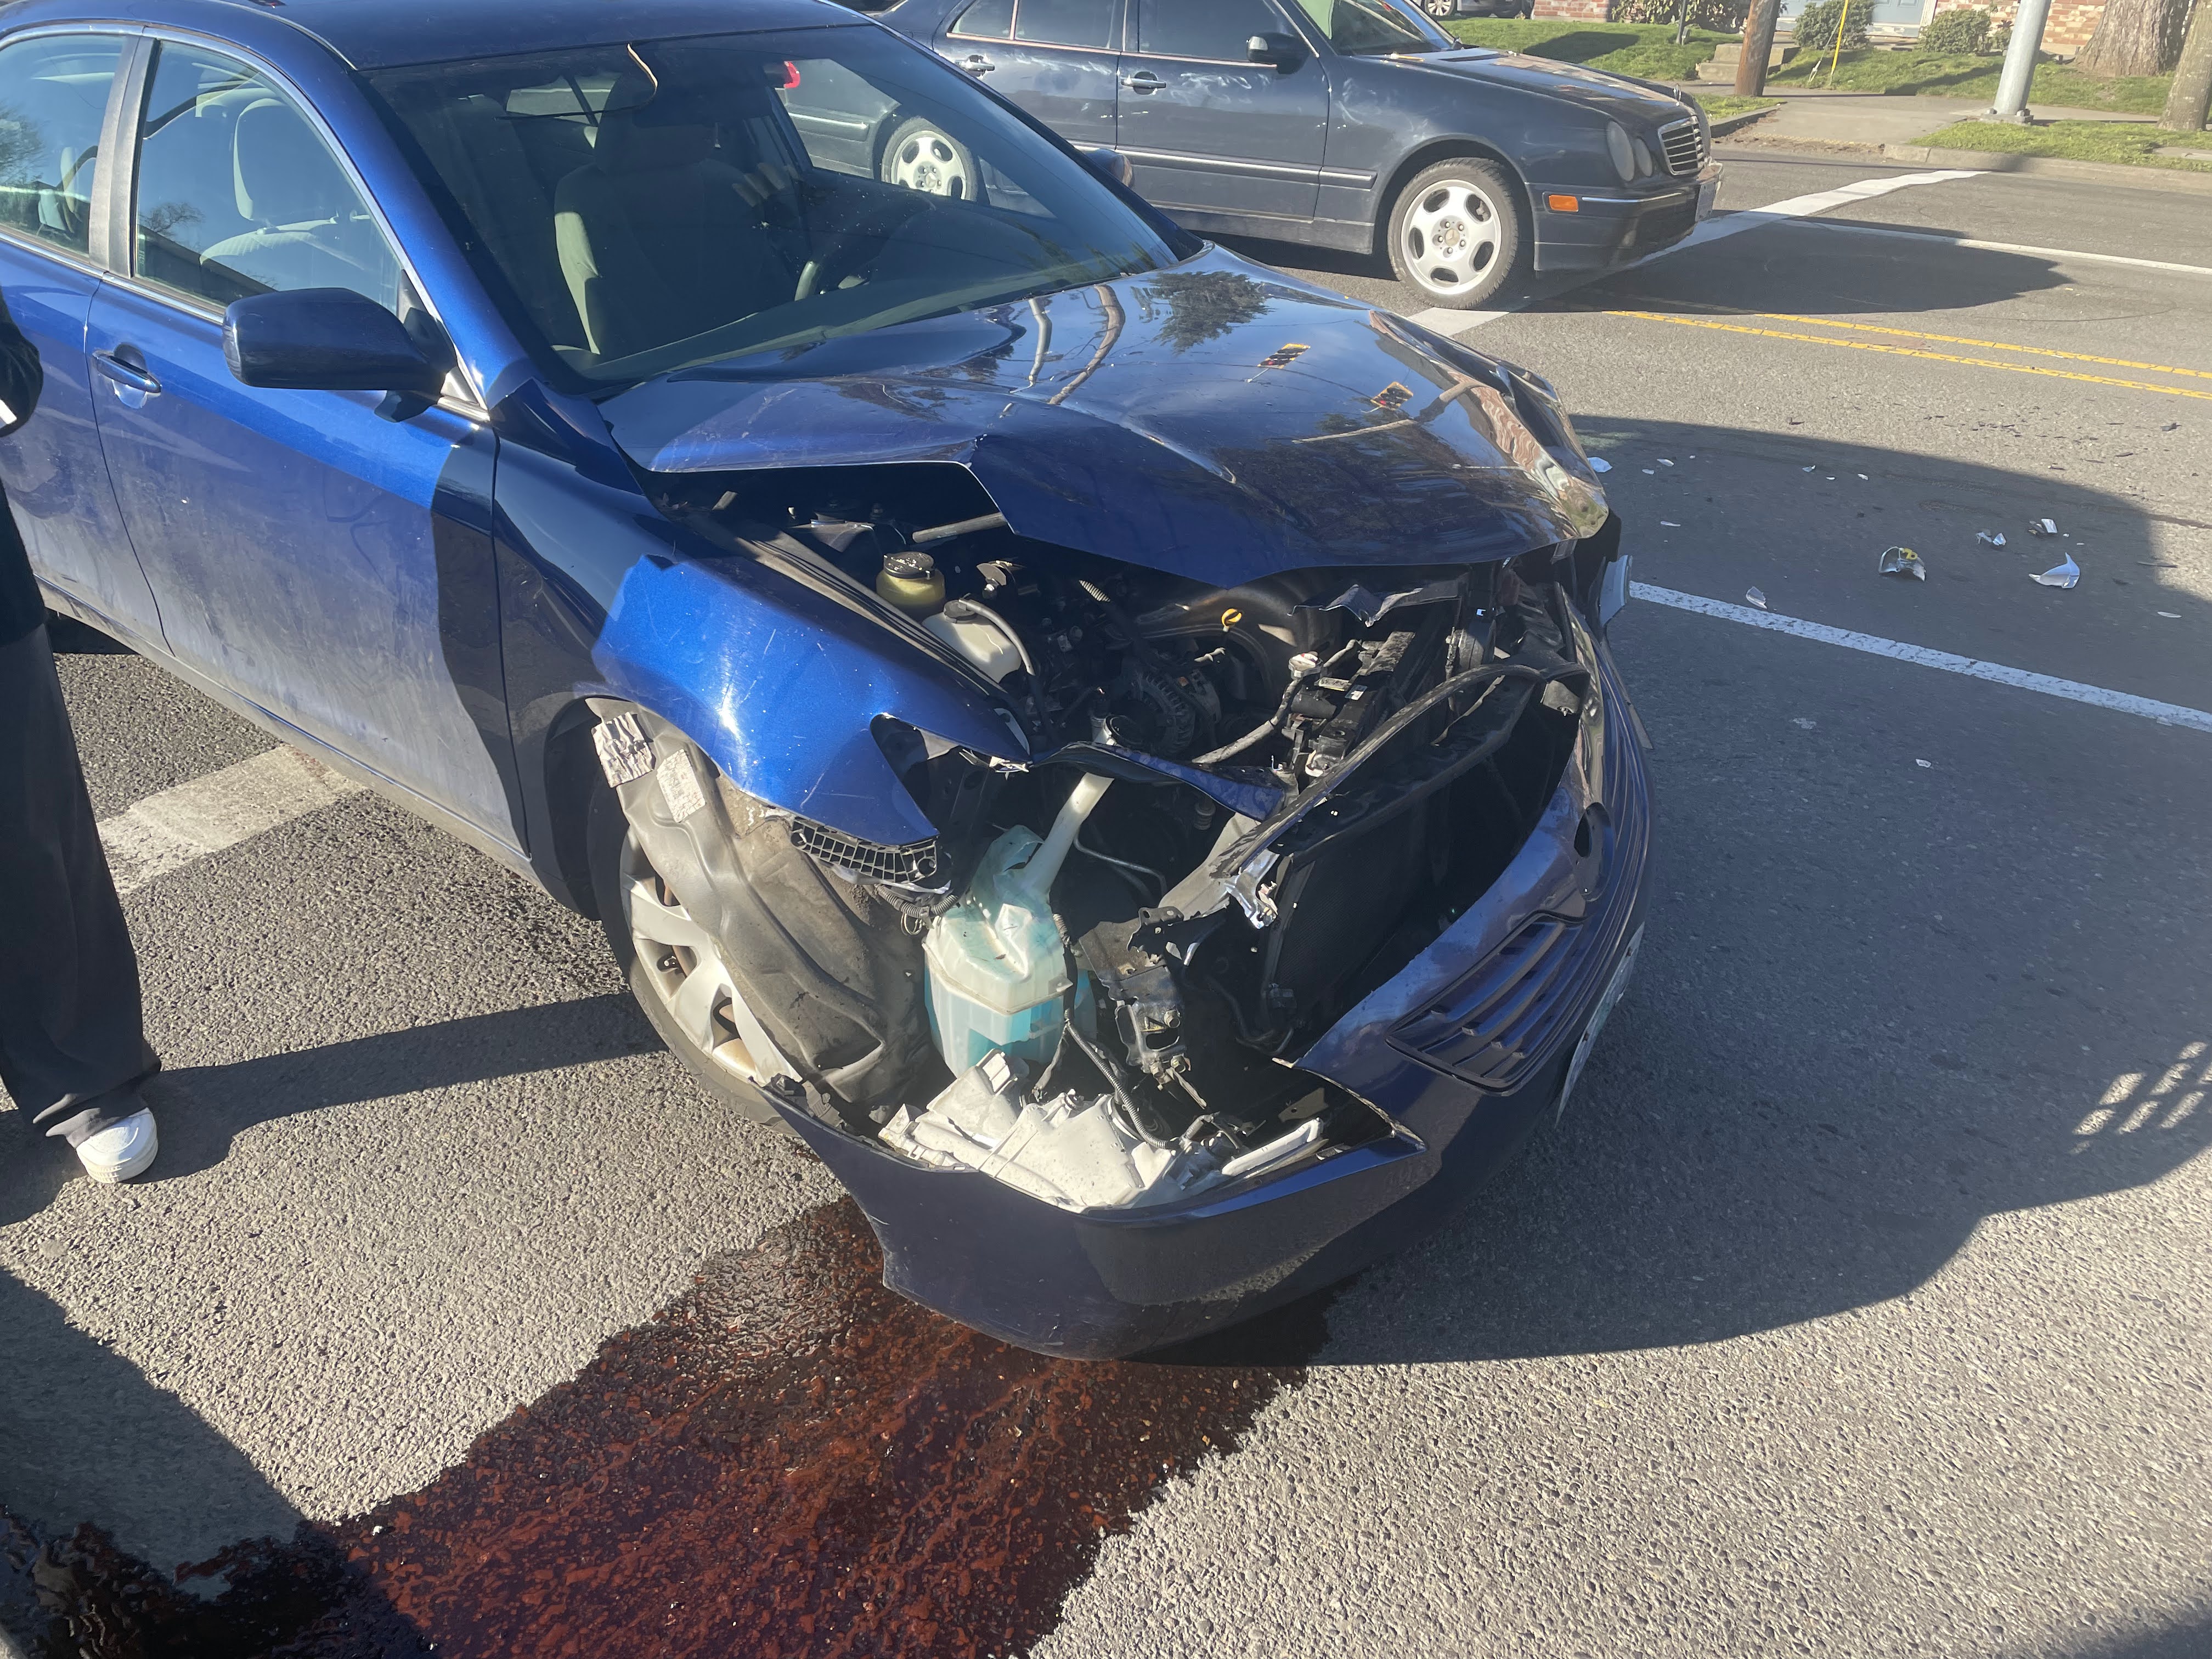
[1442,19,1733,81]
[1692,93,1781,120]
[1914,117,2212,170]
[1766,47,2170,113]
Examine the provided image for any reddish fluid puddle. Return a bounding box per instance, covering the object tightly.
[5,1199,1327,1658]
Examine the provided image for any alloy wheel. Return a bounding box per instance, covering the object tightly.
[620,837,772,1085]
[885,127,972,199]
[1400,177,1503,298]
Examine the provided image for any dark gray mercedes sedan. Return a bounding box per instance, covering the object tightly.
[866,0,1716,306]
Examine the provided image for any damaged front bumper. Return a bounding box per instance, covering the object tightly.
[765,637,1651,1358]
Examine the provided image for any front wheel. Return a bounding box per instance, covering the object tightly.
[1385,157,1525,310]
[587,778,794,1131]
[879,116,979,200]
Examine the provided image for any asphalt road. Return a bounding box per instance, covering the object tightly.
[4,149,2209,1658]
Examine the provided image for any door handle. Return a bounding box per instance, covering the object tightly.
[92,350,161,400]
[1120,70,1164,90]
[958,53,995,73]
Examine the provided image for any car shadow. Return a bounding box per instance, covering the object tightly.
[0,992,662,1228]
[1292,421,2212,1368]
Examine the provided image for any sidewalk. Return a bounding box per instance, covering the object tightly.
[1745,89,2154,146]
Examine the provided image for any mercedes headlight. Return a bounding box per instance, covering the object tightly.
[1605,121,1635,183]
[1632,136,1654,177]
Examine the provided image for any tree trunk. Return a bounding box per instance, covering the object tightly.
[2073,0,2190,76]
[2164,0,2212,128]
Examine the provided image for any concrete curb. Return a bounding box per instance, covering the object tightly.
[1877,142,2212,193]
[1706,106,1781,138]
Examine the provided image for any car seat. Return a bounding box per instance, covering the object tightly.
[552,72,794,362]
[199,97,396,303]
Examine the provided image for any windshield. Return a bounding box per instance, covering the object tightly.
[364,27,1189,390]
[1288,0,1449,55]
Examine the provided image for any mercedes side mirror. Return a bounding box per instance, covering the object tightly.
[224,288,452,396]
[1248,32,1304,67]
[1086,146,1134,187]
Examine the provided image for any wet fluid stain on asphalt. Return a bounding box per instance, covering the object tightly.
[4,1198,1330,1658]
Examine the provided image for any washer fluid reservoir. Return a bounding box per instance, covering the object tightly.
[924,774,1110,1072]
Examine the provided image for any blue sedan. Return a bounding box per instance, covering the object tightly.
[2,0,1649,1357]
[872,0,1717,306]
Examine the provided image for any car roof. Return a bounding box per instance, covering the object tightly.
[6,0,870,72]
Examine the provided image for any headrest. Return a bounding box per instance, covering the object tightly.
[233,98,347,226]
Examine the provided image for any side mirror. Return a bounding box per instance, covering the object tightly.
[223,288,451,396]
[1085,146,1133,188]
[1248,32,1304,67]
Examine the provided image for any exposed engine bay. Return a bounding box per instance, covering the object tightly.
[605,464,1616,1214]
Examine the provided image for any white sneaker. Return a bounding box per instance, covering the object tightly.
[75,1108,158,1183]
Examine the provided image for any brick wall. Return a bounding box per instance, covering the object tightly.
[1530,0,1609,17]
[1930,0,2108,54]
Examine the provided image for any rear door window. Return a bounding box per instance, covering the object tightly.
[1014,0,1119,48]
[0,34,123,256]
[950,0,1017,38]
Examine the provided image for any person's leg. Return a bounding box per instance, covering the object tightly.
[0,622,159,1176]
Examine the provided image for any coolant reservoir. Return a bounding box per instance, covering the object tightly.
[924,774,1109,1071]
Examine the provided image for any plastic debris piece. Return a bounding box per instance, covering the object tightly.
[2031,555,2080,590]
[1857,473,1869,480]
[1588,455,1612,473]
[1792,716,1816,729]
[2163,422,2180,431]
[2157,611,2181,618]
[1802,466,1816,472]
[1746,587,1768,609]
[1660,520,1681,527]
[1641,469,1656,475]
[2028,518,2058,536]
[1657,458,1674,466]
[1915,759,1932,769]
[1878,546,1925,581]
[1977,531,2006,548]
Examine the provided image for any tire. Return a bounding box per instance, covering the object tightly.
[879,116,980,200]
[1385,157,1525,310]
[586,777,794,1133]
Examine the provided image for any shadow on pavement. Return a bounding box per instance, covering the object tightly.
[1312,420,2212,1366]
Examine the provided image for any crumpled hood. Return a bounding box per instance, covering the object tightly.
[1392,48,1692,126]
[601,250,1607,589]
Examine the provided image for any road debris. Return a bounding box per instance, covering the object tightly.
[1657,459,1674,466]
[1977,531,2006,547]
[1660,520,1681,527]
[1802,466,1816,473]
[1878,547,1925,582]
[2028,518,2059,537]
[1857,473,1868,480]
[2157,610,2181,618]
[1642,469,1656,475]
[1746,587,1768,610]
[1792,716,1816,729]
[2031,554,2081,590]
[1588,456,1611,473]
[1916,759,1932,769]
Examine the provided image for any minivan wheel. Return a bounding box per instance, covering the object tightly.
[1385,158,1524,309]
[586,781,794,1132]
[880,116,978,200]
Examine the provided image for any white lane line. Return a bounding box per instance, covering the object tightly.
[99,747,366,896]
[1632,582,2212,735]
[1410,170,1984,337]
[1764,219,2212,278]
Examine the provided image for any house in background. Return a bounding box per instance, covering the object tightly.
[1528,0,2108,54]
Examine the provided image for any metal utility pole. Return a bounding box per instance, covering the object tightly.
[1985,0,2054,122]
[2164,0,2212,132]
[1735,0,1783,95]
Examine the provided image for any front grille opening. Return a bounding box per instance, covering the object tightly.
[1660,117,1705,177]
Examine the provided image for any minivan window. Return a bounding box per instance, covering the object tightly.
[366,27,1190,390]
[0,34,123,255]
[131,41,402,311]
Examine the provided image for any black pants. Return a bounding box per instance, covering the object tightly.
[0,623,154,1142]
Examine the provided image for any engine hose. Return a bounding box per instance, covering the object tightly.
[1194,638,1360,766]
[1065,1022,1171,1150]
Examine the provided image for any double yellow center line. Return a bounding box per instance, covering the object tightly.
[1598,307,2212,402]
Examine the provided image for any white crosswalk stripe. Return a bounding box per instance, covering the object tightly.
[97,746,365,896]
